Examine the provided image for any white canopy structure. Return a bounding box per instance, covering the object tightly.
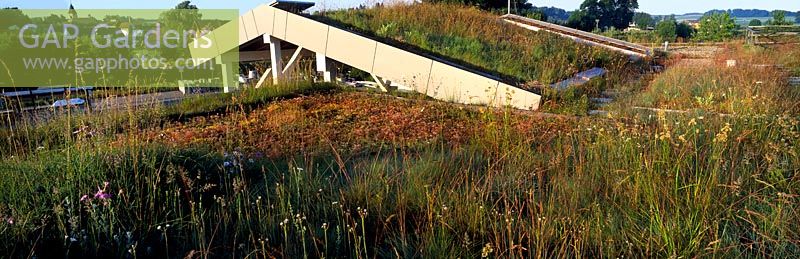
[194,2,542,110]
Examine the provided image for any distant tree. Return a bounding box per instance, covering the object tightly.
[566,0,639,31]
[676,22,694,39]
[0,7,30,28]
[521,9,547,21]
[161,1,202,29]
[696,12,735,41]
[530,6,570,22]
[633,12,654,29]
[795,15,800,24]
[748,19,762,26]
[706,9,769,18]
[655,19,677,42]
[566,10,594,31]
[423,0,527,11]
[769,10,792,25]
[175,1,198,10]
[41,14,67,25]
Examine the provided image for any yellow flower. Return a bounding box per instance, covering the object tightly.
[713,123,732,143]
[481,243,494,258]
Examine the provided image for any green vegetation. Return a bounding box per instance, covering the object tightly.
[566,0,639,31]
[621,44,800,115]
[317,3,627,86]
[768,10,793,26]
[655,19,677,42]
[632,12,655,29]
[676,22,695,40]
[2,4,800,259]
[0,82,337,157]
[2,56,799,257]
[749,19,763,26]
[696,12,736,41]
[422,0,526,10]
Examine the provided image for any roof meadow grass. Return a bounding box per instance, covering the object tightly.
[315,3,631,87]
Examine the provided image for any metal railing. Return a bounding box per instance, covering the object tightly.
[501,14,651,57]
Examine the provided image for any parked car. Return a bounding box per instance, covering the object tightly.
[51,98,86,108]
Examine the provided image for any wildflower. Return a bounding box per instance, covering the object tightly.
[84,181,113,201]
[481,243,494,258]
[6,217,13,225]
[94,192,112,200]
[94,190,112,200]
[714,123,732,143]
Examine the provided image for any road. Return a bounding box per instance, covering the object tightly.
[92,91,188,111]
[3,91,194,128]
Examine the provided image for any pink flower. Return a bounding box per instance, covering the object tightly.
[6,217,13,225]
[94,190,112,200]
[94,182,113,200]
[80,195,89,202]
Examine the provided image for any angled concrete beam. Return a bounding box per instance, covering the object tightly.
[254,68,273,88]
[282,47,305,75]
[371,74,390,92]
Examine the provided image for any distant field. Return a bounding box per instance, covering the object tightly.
[675,14,799,25]
[733,16,799,25]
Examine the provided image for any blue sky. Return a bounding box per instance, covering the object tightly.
[1,0,799,15]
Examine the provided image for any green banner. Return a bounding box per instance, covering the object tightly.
[0,8,239,88]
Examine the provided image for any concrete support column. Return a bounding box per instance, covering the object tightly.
[216,54,238,93]
[315,52,336,82]
[266,35,284,85]
[219,63,236,93]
